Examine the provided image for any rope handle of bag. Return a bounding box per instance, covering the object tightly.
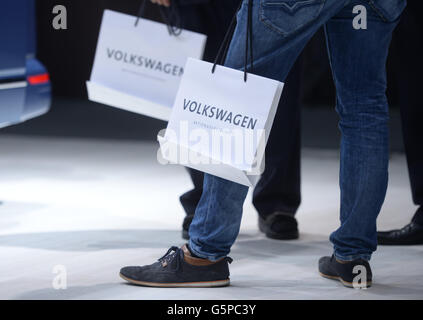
[212,0,254,82]
[135,0,182,36]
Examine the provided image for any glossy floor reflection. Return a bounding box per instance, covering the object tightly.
[0,135,421,299]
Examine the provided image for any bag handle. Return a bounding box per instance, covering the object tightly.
[212,0,254,82]
[134,0,182,36]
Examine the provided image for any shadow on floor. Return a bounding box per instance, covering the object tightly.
[12,283,121,300]
[0,229,330,254]
[2,229,422,299]
[0,229,184,251]
[12,278,423,300]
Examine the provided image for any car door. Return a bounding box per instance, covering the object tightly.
[0,0,28,128]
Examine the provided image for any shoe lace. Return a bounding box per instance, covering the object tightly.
[158,246,182,270]
[157,246,233,271]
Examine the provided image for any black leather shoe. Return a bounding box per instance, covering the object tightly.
[258,212,299,240]
[377,222,423,245]
[319,255,372,288]
[182,215,194,240]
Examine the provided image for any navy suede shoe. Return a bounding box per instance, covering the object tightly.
[319,255,372,288]
[120,245,232,288]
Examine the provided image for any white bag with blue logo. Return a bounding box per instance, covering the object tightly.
[158,58,284,187]
[87,9,206,121]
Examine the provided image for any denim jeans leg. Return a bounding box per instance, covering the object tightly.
[188,0,345,260]
[189,175,249,261]
[325,2,400,261]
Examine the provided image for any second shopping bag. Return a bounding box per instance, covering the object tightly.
[87,8,206,121]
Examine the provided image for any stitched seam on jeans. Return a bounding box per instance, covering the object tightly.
[230,2,305,72]
[259,0,288,36]
[258,0,325,36]
[239,37,302,78]
[259,14,287,35]
[366,0,388,23]
[324,24,345,259]
[263,0,323,13]
[200,175,215,258]
[323,24,337,111]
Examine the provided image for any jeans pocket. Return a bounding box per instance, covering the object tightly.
[368,0,406,22]
[259,0,325,36]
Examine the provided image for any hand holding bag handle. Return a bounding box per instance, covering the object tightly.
[135,0,182,36]
[212,0,254,82]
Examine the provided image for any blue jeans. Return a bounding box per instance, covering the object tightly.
[189,0,405,261]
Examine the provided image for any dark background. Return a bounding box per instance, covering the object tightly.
[2,0,405,150]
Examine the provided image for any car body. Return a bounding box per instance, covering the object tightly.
[0,0,51,129]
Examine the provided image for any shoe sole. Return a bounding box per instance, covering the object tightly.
[377,240,423,245]
[265,230,299,240]
[120,273,230,288]
[319,272,372,288]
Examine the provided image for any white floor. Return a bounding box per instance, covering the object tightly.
[0,134,422,300]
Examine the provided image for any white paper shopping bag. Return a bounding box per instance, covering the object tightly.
[87,9,207,121]
[158,58,284,187]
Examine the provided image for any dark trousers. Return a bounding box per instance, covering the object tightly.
[393,2,423,224]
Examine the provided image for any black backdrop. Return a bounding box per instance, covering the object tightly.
[2,0,405,150]
[35,0,400,105]
[35,0,161,97]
